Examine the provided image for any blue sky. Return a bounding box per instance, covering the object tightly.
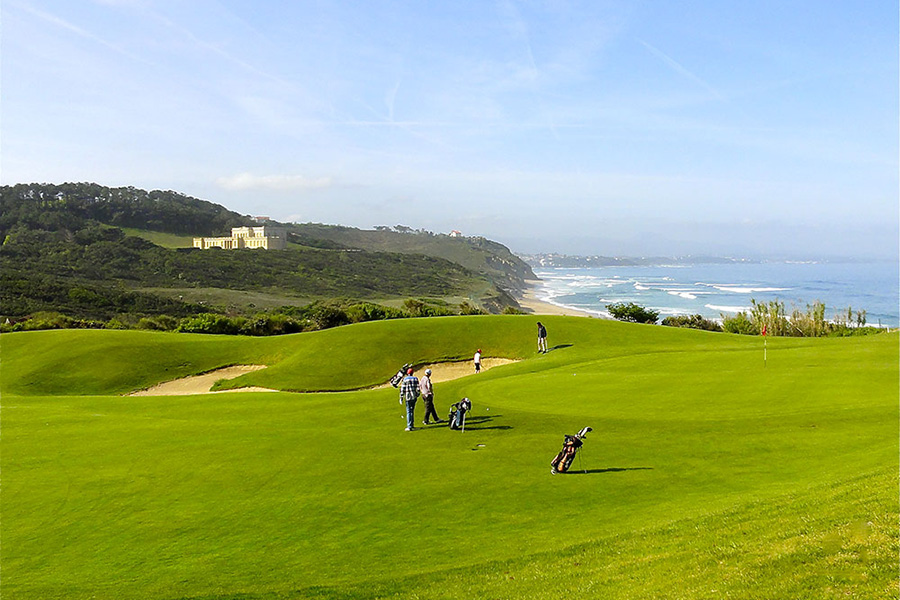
[3,0,897,258]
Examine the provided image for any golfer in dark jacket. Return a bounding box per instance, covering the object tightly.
[537,321,548,353]
[399,368,420,431]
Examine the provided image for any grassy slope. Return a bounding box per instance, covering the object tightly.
[120,228,195,249]
[290,225,534,287]
[120,225,519,279]
[2,317,897,599]
[116,228,499,310]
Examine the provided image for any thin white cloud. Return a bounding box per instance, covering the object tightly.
[216,173,333,191]
[385,80,401,123]
[12,0,155,66]
[91,0,148,6]
[637,38,724,101]
[497,0,559,139]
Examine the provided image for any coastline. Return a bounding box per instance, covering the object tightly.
[516,280,599,318]
[524,262,900,327]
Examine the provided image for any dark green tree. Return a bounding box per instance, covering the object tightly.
[605,302,659,324]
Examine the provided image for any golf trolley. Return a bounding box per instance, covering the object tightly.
[550,426,592,474]
[448,398,472,431]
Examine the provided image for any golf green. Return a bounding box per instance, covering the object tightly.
[2,316,897,599]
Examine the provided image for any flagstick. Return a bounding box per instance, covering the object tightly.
[764,336,767,368]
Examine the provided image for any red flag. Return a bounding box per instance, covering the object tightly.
[761,324,767,336]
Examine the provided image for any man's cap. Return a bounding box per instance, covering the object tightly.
[425,369,432,375]
[407,368,414,374]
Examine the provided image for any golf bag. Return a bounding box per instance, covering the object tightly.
[448,398,472,430]
[389,363,412,388]
[550,427,592,474]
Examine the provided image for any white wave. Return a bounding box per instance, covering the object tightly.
[710,285,791,294]
[667,291,698,300]
[634,283,650,290]
[564,278,629,289]
[705,304,749,314]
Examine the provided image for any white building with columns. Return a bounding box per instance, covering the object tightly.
[193,226,287,250]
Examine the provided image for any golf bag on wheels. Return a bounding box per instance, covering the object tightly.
[550,427,592,474]
[448,398,472,430]
[389,363,412,388]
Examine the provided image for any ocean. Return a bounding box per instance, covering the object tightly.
[532,261,900,328]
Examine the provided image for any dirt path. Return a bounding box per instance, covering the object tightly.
[129,358,519,396]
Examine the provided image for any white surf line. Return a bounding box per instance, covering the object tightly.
[128,365,276,396]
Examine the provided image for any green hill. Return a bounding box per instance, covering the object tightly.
[289,223,535,293]
[3,316,896,599]
[0,183,531,320]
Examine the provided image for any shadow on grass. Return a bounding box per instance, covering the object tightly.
[548,344,573,351]
[437,415,512,431]
[567,467,654,475]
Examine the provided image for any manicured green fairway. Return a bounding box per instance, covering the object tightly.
[2,317,897,599]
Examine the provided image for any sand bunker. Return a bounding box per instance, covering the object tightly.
[129,365,276,396]
[373,358,518,389]
[130,358,519,396]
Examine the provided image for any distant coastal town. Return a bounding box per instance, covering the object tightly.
[519,253,755,268]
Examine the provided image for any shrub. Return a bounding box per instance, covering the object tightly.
[176,313,239,335]
[749,299,789,336]
[403,298,453,317]
[136,317,165,331]
[3,312,106,332]
[238,314,303,336]
[606,302,659,324]
[789,301,827,337]
[303,303,351,330]
[344,302,407,323]
[459,301,488,315]
[661,314,722,332]
[136,314,180,331]
[502,305,526,315]
[721,312,758,335]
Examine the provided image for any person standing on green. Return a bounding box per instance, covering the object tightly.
[420,368,441,425]
[537,321,548,353]
[399,368,420,431]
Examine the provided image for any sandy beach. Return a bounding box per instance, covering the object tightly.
[516,280,596,317]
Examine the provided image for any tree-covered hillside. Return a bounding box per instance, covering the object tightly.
[0,183,520,322]
[0,182,246,238]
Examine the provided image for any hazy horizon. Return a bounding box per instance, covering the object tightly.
[3,1,897,260]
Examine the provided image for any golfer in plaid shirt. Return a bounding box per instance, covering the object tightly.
[399,369,420,431]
